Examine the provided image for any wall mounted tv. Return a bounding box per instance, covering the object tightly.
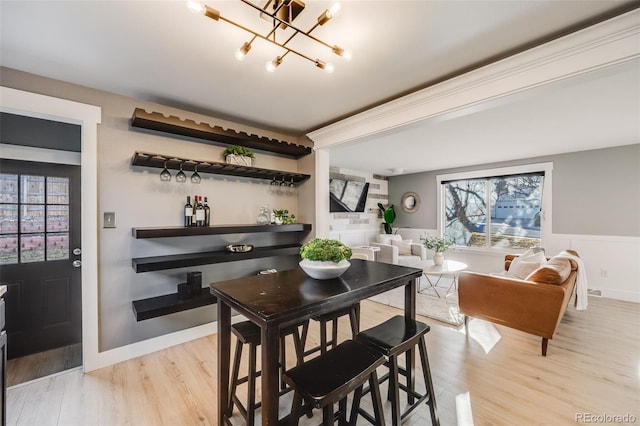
[330,179,369,212]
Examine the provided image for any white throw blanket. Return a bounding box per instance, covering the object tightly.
[556,251,588,310]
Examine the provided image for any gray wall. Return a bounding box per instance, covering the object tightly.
[1,67,313,351]
[389,144,640,237]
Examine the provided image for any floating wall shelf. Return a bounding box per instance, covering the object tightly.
[132,291,217,321]
[132,223,312,239]
[132,244,302,273]
[131,151,311,184]
[130,108,312,158]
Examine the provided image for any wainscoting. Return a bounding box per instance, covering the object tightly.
[331,227,640,303]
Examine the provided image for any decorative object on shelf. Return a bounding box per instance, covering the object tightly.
[187,0,350,73]
[223,145,254,166]
[420,235,455,266]
[400,192,420,213]
[299,238,352,279]
[130,108,311,158]
[226,244,254,253]
[131,151,310,185]
[273,209,295,224]
[378,203,396,234]
[256,206,270,225]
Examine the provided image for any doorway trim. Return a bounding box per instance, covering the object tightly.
[0,86,101,371]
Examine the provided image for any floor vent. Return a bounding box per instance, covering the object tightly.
[587,289,602,297]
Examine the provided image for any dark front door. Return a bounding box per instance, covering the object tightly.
[0,159,82,359]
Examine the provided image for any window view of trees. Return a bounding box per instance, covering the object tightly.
[444,174,543,250]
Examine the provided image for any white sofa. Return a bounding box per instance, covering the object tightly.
[371,234,426,266]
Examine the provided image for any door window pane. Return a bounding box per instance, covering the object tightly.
[0,204,18,234]
[0,174,18,203]
[20,175,45,204]
[21,233,45,263]
[47,232,69,260]
[47,205,69,232]
[47,177,69,204]
[21,205,45,233]
[0,235,18,265]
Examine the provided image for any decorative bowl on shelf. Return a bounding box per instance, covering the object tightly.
[225,244,254,253]
[299,259,351,280]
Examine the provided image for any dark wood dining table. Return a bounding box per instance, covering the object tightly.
[210,259,422,425]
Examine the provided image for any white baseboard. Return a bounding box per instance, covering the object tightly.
[85,321,218,372]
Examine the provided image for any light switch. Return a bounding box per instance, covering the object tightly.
[103,212,116,228]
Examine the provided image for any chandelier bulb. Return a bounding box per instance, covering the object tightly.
[266,56,283,72]
[235,42,252,61]
[315,60,334,73]
[186,0,204,14]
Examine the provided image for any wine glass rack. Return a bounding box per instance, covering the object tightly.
[131,151,310,184]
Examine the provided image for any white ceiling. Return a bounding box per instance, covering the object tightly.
[1,0,639,175]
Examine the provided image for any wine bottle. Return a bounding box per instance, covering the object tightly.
[184,196,193,227]
[203,196,211,226]
[195,195,205,227]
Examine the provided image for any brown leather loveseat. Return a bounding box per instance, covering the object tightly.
[458,250,579,356]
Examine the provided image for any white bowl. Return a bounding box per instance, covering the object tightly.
[299,259,351,280]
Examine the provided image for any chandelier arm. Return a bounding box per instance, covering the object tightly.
[218,16,317,64]
[238,0,338,53]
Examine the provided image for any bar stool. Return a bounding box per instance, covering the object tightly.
[283,339,387,425]
[300,304,360,358]
[355,315,439,426]
[228,320,307,425]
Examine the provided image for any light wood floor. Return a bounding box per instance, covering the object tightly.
[7,296,640,425]
[7,343,82,387]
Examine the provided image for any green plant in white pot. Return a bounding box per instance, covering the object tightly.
[420,235,455,266]
[222,145,254,166]
[299,238,352,279]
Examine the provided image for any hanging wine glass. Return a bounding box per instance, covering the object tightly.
[287,176,296,195]
[191,163,201,184]
[175,161,187,183]
[159,160,172,182]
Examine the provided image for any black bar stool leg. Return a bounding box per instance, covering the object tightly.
[418,336,439,426]
[369,370,386,426]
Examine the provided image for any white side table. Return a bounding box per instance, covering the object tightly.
[413,259,468,298]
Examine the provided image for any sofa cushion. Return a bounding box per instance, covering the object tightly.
[507,249,546,279]
[377,234,403,245]
[525,256,572,285]
[391,239,413,255]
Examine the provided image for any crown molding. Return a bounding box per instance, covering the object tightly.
[307,8,640,150]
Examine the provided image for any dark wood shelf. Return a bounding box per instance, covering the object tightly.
[130,108,312,158]
[131,151,310,184]
[132,291,217,321]
[132,244,302,273]
[132,223,312,239]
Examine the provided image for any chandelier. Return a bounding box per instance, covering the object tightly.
[188,0,350,73]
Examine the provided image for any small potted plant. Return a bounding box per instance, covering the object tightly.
[299,238,352,279]
[377,203,396,234]
[420,235,455,266]
[272,209,296,224]
[222,145,254,166]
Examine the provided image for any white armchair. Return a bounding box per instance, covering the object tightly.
[371,234,426,266]
[350,246,376,261]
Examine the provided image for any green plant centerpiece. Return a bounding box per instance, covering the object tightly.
[222,145,254,166]
[420,235,455,266]
[272,209,296,224]
[378,203,396,234]
[299,238,353,279]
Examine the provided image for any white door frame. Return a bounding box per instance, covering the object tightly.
[0,86,101,371]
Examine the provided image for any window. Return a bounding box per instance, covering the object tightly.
[0,173,70,264]
[437,163,552,251]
